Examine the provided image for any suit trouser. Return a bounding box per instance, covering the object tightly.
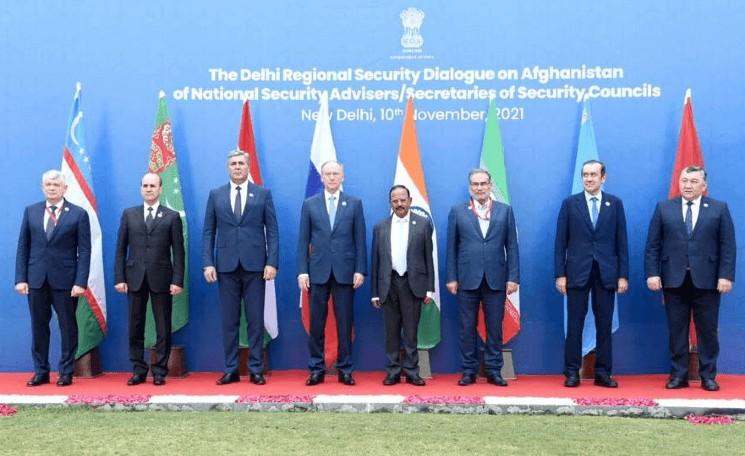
[663,272,720,380]
[308,274,355,375]
[383,272,421,377]
[128,275,172,377]
[28,281,78,376]
[458,277,505,376]
[564,261,615,377]
[218,266,265,375]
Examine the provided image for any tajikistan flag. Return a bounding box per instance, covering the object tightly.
[394,97,441,349]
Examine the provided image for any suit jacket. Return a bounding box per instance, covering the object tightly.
[15,199,91,290]
[371,212,435,300]
[554,192,629,288]
[645,196,736,289]
[297,191,367,284]
[114,205,185,293]
[446,200,519,291]
[202,182,279,273]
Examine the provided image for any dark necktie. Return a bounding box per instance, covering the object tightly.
[234,186,242,220]
[146,207,154,230]
[685,201,693,238]
[45,205,57,240]
[590,197,599,228]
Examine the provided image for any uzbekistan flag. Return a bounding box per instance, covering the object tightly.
[394,97,441,348]
[300,92,342,366]
[238,99,278,344]
[478,98,520,344]
[60,82,107,357]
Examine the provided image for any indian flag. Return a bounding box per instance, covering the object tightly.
[479,98,520,344]
[60,82,107,357]
[394,97,440,349]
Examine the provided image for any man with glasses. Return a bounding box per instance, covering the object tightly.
[446,169,519,387]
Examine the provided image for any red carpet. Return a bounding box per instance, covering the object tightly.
[2,371,744,400]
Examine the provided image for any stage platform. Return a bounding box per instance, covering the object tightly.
[2,371,744,418]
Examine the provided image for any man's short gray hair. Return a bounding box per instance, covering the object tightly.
[41,169,66,184]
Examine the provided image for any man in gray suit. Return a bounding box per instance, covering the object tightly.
[114,173,185,386]
[446,169,519,387]
[371,185,434,386]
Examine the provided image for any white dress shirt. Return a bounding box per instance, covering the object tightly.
[390,213,409,275]
[229,181,248,215]
[681,196,702,230]
[584,190,602,221]
[473,200,490,237]
[143,202,161,221]
[44,201,63,227]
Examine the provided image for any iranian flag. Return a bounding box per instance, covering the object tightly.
[59,82,107,357]
[238,99,278,345]
[394,97,441,348]
[300,92,343,366]
[478,99,520,344]
[668,89,706,350]
[145,91,189,345]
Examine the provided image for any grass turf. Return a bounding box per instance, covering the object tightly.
[0,408,741,455]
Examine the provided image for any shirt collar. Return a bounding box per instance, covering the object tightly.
[683,196,702,207]
[324,190,340,201]
[392,213,410,223]
[145,202,160,212]
[584,190,602,202]
[46,200,64,210]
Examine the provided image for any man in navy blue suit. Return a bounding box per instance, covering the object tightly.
[203,149,279,386]
[297,160,366,386]
[645,165,736,391]
[15,170,91,387]
[555,160,629,388]
[446,169,519,387]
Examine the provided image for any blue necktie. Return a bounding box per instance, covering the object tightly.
[328,196,337,227]
[685,201,693,238]
[590,197,599,228]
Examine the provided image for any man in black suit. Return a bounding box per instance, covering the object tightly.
[371,185,434,386]
[555,160,629,388]
[645,165,736,391]
[203,149,279,386]
[114,173,185,386]
[15,169,91,387]
[446,169,519,387]
[297,160,366,386]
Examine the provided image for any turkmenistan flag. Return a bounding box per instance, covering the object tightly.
[394,97,441,349]
[479,98,520,344]
[60,82,107,357]
[145,91,189,346]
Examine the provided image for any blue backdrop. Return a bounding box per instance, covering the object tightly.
[2,1,744,374]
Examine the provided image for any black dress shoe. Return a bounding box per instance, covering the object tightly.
[405,375,426,386]
[487,374,508,386]
[701,378,720,392]
[127,374,147,386]
[665,377,689,389]
[216,372,240,385]
[458,374,476,386]
[338,373,356,386]
[383,374,401,386]
[594,375,618,388]
[249,373,266,385]
[564,375,580,387]
[27,374,50,387]
[153,376,166,386]
[56,375,73,387]
[305,373,325,386]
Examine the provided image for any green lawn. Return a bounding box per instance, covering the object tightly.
[0,409,741,455]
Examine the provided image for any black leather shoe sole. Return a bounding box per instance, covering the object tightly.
[457,375,476,386]
[305,374,325,386]
[216,373,240,385]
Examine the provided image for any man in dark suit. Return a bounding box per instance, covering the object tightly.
[297,160,366,386]
[371,185,434,386]
[114,173,185,386]
[15,169,91,387]
[554,160,629,388]
[203,149,279,386]
[645,165,736,391]
[446,169,519,387]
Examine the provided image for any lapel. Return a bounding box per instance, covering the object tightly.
[673,198,690,237]
[691,196,708,239]
[46,199,71,243]
[595,192,609,231]
[573,193,594,231]
[313,193,332,232]
[382,217,393,265]
[147,206,165,233]
[484,202,499,240]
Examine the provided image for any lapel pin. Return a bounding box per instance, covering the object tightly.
[412,220,417,225]
[157,212,163,218]
[249,192,255,198]
[341,201,347,206]
[605,201,610,206]
[703,203,709,208]
[64,207,70,212]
